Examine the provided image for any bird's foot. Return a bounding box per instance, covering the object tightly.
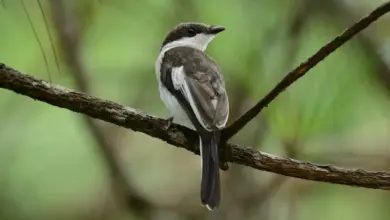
[164,117,174,130]
[218,142,230,171]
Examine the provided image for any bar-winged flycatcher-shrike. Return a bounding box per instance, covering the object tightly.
[155,22,229,210]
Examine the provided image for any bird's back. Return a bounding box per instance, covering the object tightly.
[161,47,229,130]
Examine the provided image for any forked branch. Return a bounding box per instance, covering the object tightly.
[221,1,390,140]
[1,65,390,190]
[1,1,390,192]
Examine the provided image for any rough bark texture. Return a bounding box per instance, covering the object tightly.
[2,64,390,190]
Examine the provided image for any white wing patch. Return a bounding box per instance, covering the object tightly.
[171,66,185,90]
[211,99,218,109]
[171,66,213,131]
[182,79,212,131]
[170,66,229,131]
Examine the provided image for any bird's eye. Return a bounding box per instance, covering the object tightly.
[188,28,196,36]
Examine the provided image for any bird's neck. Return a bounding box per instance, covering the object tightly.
[161,38,209,53]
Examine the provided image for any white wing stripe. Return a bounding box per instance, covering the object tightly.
[182,78,212,131]
[171,66,228,131]
[171,66,185,90]
[172,66,212,130]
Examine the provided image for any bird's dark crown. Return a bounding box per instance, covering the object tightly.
[161,22,224,49]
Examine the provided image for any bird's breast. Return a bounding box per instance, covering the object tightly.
[158,85,195,130]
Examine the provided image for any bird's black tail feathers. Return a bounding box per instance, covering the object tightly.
[200,130,221,211]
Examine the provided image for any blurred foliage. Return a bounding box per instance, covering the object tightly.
[1,0,390,220]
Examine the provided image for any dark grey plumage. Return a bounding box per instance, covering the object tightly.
[156,22,228,210]
[160,47,228,130]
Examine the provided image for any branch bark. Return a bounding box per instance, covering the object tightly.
[2,64,390,190]
[221,1,390,140]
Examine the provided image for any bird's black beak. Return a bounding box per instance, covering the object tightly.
[207,25,226,35]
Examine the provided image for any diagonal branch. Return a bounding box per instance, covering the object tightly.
[322,0,390,93]
[221,1,390,140]
[2,65,390,190]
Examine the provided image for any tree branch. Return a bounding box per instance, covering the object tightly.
[221,1,390,140]
[2,64,390,190]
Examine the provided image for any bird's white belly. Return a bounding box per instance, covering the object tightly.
[159,84,195,130]
[156,47,196,130]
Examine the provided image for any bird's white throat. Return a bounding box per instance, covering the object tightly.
[161,33,215,54]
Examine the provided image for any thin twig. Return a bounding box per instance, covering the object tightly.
[322,0,390,92]
[221,1,390,141]
[37,0,61,74]
[2,66,390,190]
[20,0,52,82]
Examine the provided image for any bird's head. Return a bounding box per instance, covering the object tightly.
[161,22,225,51]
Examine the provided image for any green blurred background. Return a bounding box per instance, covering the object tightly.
[1,0,390,219]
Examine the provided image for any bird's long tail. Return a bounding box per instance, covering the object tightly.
[200,130,221,210]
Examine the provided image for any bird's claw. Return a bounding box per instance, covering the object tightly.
[164,117,174,130]
[218,143,230,171]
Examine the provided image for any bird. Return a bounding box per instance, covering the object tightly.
[155,22,229,210]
